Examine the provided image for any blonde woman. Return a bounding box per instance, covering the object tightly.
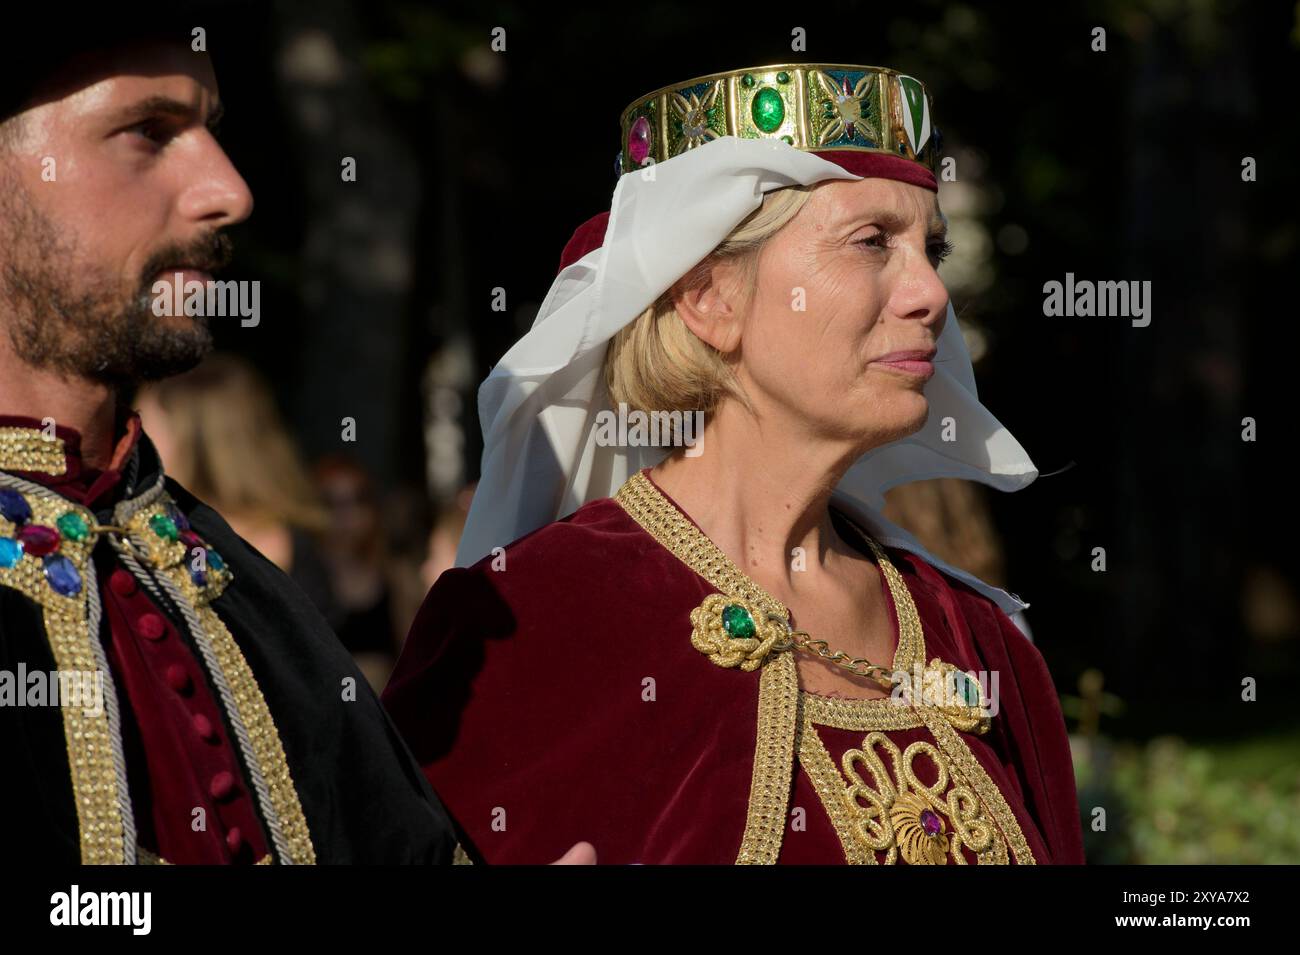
[385,65,1084,865]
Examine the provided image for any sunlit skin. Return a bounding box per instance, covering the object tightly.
[0,40,250,465]
[651,176,951,701]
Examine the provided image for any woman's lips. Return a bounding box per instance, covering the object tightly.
[873,350,936,379]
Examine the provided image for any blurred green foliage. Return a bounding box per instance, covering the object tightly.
[1074,730,1300,863]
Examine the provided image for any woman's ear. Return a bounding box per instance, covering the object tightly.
[671,257,746,353]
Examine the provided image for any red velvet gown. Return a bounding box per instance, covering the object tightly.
[383,469,1086,865]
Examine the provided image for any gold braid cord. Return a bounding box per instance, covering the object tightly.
[0,488,126,863]
[614,470,1035,864]
[0,440,316,863]
[121,489,317,865]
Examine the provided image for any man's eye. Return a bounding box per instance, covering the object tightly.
[126,121,173,145]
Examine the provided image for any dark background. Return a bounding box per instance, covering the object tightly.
[201,0,1300,858]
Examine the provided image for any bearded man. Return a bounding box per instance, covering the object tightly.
[0,8,464,864]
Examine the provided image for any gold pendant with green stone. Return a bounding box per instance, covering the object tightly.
[689,593,788,672]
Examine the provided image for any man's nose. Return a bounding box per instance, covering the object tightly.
[177,136,254,228]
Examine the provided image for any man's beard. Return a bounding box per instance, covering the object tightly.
[0,176,231,388]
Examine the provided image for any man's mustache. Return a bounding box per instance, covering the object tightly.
[140,232,233,286]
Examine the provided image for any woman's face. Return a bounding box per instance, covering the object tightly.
[734,176,951,452]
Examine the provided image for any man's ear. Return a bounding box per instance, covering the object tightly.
[671,257,746,353]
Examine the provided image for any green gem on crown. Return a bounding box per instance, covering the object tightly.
[751,87,785,133]
[149,513,179,541]
[721,603,756,639]
[56,512,90,542]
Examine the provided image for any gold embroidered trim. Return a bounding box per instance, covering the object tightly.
[138,848,275,865]
[193,604,317,864]
[794,701,876,864]
[0,487,127,863]
[736,651,799,864]
[122,503,233,605]
[799,715,1007,865]
[453,843,474,865]
[613,469,1035,865]
[117,483,316,865]
[915,703,1034,864]
[800,690,923,731]
[0,426,67,475]
[616,472,789,619]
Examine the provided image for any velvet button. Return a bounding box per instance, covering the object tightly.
[193,713,218,742]
[109,569,138,597]
[225,827,243,854]
[165,665,192,694]
[209,771,235,801]
[137,613,165,641]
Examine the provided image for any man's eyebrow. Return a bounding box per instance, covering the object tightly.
[107,96,223,129]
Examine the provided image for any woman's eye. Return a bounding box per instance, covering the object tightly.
[856,232,890,250]
[929,240,955,265]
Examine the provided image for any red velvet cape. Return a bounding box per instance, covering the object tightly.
[383,471,1086,865]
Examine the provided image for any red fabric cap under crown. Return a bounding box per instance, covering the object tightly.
[557,149,937,275]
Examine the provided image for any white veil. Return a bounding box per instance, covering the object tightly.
[456,135,1038,615]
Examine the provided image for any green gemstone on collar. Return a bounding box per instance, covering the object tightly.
[721,603,756,639]
[751,87,785,133]
[956,671,981,706]
[56,511,90,541]
[149,513,179,541]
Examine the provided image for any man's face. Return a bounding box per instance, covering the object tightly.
[0,39,253,386]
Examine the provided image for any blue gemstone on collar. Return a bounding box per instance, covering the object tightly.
[169,504,191,531]
[0,537,21,568]
[43,554,82,596]
[0,488,32,525]
[207,550,225,572]
[190,565,208,587]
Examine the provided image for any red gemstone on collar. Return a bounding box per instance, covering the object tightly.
[17,525,60,556]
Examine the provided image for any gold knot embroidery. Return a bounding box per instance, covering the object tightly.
[913,658,993,736]
[689,594,788,672]
[840,731,1002,865]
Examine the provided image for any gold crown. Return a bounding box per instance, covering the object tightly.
[618,63,941,177]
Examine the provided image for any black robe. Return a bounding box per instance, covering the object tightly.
[0,429,457,863]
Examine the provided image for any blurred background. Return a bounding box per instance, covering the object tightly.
[166,0,1299,862]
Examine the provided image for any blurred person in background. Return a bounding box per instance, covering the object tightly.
[882,478,1032,640]
[136,353,339,624]
[313,455,403,689]
[420,483,475,593]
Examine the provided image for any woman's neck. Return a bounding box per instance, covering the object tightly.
[648,397,872,594]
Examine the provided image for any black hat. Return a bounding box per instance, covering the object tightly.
[0,1,262,121]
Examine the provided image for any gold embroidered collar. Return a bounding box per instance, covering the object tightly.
[0,425,69,475]
[613,469,1035,865]
[615,469,925,685]
[0,464,316,865]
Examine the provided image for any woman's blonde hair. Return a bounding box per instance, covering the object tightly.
[602,183,817,418]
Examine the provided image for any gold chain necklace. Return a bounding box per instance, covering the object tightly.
[756,516,896,690]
